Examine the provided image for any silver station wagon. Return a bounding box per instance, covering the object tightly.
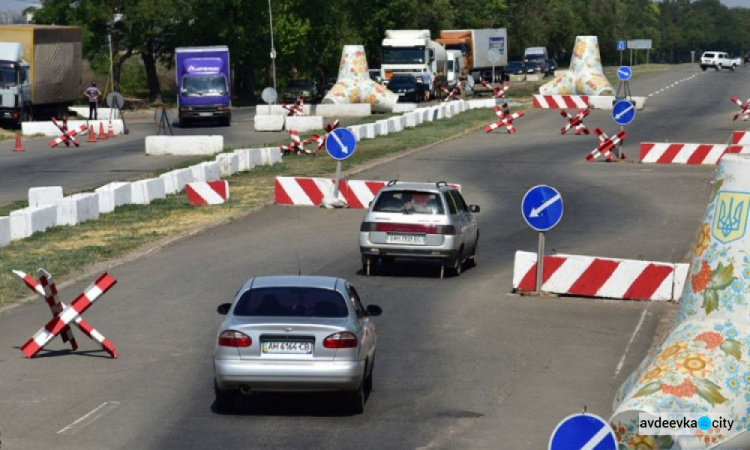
[359,181,480,278]
[214,276,381,414]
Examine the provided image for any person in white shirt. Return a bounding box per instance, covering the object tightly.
[84,82,101,120]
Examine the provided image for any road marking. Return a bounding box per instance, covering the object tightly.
[581,424,615,450]
[613,306,648,379]
[58,401,120,435]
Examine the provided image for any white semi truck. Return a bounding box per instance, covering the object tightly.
[381,30,447,97]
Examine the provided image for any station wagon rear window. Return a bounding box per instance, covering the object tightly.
[234,287,348,318]
[373,190,445,215]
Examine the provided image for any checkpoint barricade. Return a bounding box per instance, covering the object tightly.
[185,180,230,205]
[282,95,306,116]
[560,109,591,135]
[730,96,749,121]
[49,117,88,148]
[533,94,589,109]
[639,143,749,165]
[14,269,118,358]
[481,81,509,99]
[484,102,525,134]
[586,128,627,162]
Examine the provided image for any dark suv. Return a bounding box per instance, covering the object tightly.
[386,74,425,102]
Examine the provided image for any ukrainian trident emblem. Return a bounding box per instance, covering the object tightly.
[711,191,750,244]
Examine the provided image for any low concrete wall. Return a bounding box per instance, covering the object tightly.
[56,193,99,227]
[392,103,417,113]
[159,168,194,195]
[131,178,166,205]
[29,186,63,208]
[69,107,120,120]
[145,135,224,156]
[190,161,221,183]
[10,205,57,240]
[217,153,240,177]
[21,119,125,137]
[360,123,376,139]
[256,104,313,116]
[0,216,10,247]
[285,116,324,132]
[253,115,285,131]
[375,120,389,136]
[509,74,526,82]
[348,126,361,141]
[588,96,647,110]
[467,99,498,109]
[314,104,371,117]
[95,182,131,213]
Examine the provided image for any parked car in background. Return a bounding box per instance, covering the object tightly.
[700,51,740,71]
[280,79,320,103]
[359,181,480,278]
[321,77,337,98]
[547,59,557,76]
[214,275,382,414]
[386,74,425,102]
[369,68,383,84]
[503,60,527,80]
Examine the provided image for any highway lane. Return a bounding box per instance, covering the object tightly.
[0,65,745,449]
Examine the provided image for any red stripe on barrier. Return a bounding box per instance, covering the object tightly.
[274,179,294,205]
[726,145,743,154]
[517,256,566,291]
[639,143,654,161]
[339,181,363,209]
[365,181,385,196]
[568,259,619,297]
[686,144,713,165]
[656,144,683,164]
[622,264,673,300]
[296,178,325,206]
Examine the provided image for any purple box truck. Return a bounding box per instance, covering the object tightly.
[175,46,231,127]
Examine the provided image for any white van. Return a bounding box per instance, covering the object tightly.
[446,50,462,89]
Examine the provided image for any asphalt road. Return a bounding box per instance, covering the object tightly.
[0,65,747,449]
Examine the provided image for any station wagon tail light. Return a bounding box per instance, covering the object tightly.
[323,331,358,349]
[361,222,455,235]
[218,330,252,347]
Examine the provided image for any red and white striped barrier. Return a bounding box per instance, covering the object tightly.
[639,143,748,165]
[512,251,688,301]
[484,102,525,134]
[275,177,462,209]
[732,131,749,145]
[16,270,118,358]
[586,128,626,162]
[481,81,509,99]
[307,120,340,153]
[533,95,589,109]
[49,117,88,148]
[440,85,460,102]
[560,109,590,135]
[730,96,749,121]
[282,95,306,116]
[185,180,230,205]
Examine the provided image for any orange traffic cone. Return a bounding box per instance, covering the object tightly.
[98,122,108,140]
[13,132,23,152]
[107,120,115,138]
[87,125,96,143]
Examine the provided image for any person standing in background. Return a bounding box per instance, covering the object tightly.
[84,82,101,120]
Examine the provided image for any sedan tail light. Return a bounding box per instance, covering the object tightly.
[218,330,252,347]
[323,331,358,349]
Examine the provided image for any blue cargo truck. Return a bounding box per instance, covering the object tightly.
[175,46,231,127]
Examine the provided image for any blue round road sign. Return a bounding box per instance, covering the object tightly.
[612,100,636,126]
[617,40,626,51]
[616,66,632,81]
[325,128,357,160]
[549,413,616,450]
[522,185,563,232]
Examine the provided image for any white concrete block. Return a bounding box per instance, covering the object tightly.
[261,147,282,165]
[509,74,525,82]
[206,162,221,181]
[285,116,324,132]
[467,99,497,109]
[233,149,253,171]
[216,153,240,177]
[375,120,389,136]
[526,74,543,82]
[10,205,57,240]
[256,105,313,116]
[588,96,647,110]
[440,104,451,118]
[246,149,264,167]
[21,119,124,137]
[392,103,417,113]
[403,113,417,128]
[29,186,63,208]
[386,117,402,133]
[253,114,285,131]
[69,107,120,120]
[95,182,131,213]
[131,178,166,205]
[348,126,362,141]
[145,135,224,156]
[0,216,10,247]
[361,123,376,139]
[314,103,372,117]
[56,193,99,226]
[190,164,206,182]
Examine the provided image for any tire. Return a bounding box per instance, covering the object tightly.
[731,65,736,72]
[701,66,707,71]
[447,247,463,277]
[214,382,237,413]
[364,359,374,394]
[179,117,190,128]
[716,64,721,71]
[469,238,478,267]
[345,381,365,415]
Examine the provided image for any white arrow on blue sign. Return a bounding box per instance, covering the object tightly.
[616,66,632,81]
[617,40,626,51]
[548,413,617,450]
[522,185,563,232]
[325,128,357,160]
[612,100,636,126]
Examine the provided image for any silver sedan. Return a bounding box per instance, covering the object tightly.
[214,275,382,414]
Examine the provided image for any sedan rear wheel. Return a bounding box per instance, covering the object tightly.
[470,239,479,267]
[345,381,365,415]
[214,382,237,413]
[448,247,463,277]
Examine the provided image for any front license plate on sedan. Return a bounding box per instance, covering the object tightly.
[387,233,425,244]
[262,341,313,354]
[198,112,212,117]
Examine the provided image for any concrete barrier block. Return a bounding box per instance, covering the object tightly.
[387,117,402,133]
[361,123,376,139]
[69,107,120,120]
[256,104,313,116]
[253,114,285,131]
[314,104,371,117]
[392,103,417,113]
[285,116,324,132]
[397,115,408,129]
[348,126,362,141]
[509,74,526,82]
[217,153,240,177]
[0,216,9,247]
[29,186,63,208]
[145,135,224,156]
[588,96,646,110]
[21,119,124,137]
[525,74,543,82]
[205,162,221,181]
[190,164,207,182]
[245,149,263,167]
[57,193,99,226]
[10,205,57,240]
[375,120,389,136]
[233,149,254,171]
[260,147,282,165]
[95,182,131,213]
[131,178,166,205]
[159,172,179,195]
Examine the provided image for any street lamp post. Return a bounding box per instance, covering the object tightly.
[268,0,277,103]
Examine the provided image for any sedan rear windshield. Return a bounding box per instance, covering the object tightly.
[373,190,445,215]
[234,287,348,318]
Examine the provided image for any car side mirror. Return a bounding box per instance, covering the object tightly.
[469,205,480,213]
[365,304,382,317]
[217,303,231,315]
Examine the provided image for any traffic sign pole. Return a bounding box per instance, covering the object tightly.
[536,231,545,293]
[333,160,343,198]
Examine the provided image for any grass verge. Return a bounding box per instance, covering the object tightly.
[0,107,494,307]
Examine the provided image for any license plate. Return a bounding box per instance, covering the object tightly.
[387,233,425,244]
[198,112,212,117]
[397,93,405,97]
[262,341,313,354]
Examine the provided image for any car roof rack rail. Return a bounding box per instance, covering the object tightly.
[387,179,399,186]
[436,181,448,188]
